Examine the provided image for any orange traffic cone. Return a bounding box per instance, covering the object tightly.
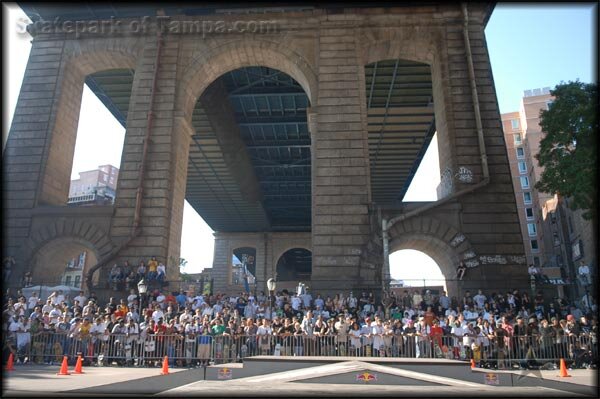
[57,356,71,375]
[470,358,476,369]
[558,358,571,377]
[5,353,15,371]
[160,356,170,375]
[73,355,84,374]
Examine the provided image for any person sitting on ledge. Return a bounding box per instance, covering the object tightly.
[456,261,467,281]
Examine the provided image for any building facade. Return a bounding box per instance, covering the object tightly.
[68,164,119,205]
[502,88,596,303]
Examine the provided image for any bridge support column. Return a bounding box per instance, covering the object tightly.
[108,36,188,283]
[3,38,82,284]
[310,23,373,295]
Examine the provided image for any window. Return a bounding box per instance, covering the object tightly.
[516,147,525,158]
[533,257,540,267]
[74,275,81,288]
[65,276,72,286]
[511,119,520,129]
[514,134,522,145]
[571,240,583,261]
[520,176,530,189]
[546,100,554,110]
[518,161,527,174]
[527,223,537,236]
[523,192,532,204]
[525,208,534,220]
[531,240,539,251]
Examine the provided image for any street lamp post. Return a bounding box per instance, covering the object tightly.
[267,278,276,320]
[137,278,148,317]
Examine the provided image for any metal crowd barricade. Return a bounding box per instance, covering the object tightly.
[20,331,597,368]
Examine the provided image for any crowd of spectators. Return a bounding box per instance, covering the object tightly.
[2,283,598,370]
[108,257,166,291]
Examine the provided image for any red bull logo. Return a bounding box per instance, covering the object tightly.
[218,367,232,380]
[356,372,377,382]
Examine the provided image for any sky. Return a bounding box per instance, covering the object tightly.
[3,3,597,285]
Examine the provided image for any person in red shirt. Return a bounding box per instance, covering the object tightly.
[430,318,444,357]
[113,305,127,320]
[153,318,168,359]
[164,292,177,310]
[424,306,436,327]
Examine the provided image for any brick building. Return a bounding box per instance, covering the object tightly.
[502,88,596,302]
[68,164,119,205]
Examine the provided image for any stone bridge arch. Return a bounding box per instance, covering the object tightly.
[177,39,318,120]
[22,218,114,286]
[387,215,475,297]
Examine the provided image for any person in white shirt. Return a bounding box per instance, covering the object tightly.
[127,289,138,309]
[42,299,54,315]
[371,318,385,356]
[48,304,62,324]
[157,263,166,282]
[257,319,273,355]
[347,293,358,310]
[27,293,40,313]
[55,290,65,306]
[450,320,465,357]
[151,306,164,324]
[472,290,486,311]
[179,308,194,325]
[463,306,478,322]
[578,261,591,285]
[191,295,204,311]
[201,303,213,318]
[156,292,166,309]
[73,291,87,307]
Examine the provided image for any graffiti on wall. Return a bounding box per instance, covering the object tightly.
[456,166,474,183]
[450,233,466,248]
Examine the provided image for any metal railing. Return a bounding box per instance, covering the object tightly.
[7,331,597,369]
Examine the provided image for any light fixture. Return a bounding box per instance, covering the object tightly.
[267,278,276,292]
[137,278,148,294]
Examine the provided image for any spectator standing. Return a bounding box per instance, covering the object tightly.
[578,261,591,286]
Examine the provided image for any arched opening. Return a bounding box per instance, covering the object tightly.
[183,65,312,270]
[176,43,317,288]
[276,248,312,283]
[67,68,134,207]
[390,249,446,295]
[30,237,100,288]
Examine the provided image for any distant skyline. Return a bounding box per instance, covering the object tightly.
[4,3,597,282]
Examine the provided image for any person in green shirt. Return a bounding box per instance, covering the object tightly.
[391,306,403,320]
[211,319,225,335]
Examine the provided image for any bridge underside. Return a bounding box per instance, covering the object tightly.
[84,60,435,232]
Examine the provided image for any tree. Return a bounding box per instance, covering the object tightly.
[535,81,597,220]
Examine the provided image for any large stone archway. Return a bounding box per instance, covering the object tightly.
[22,215,114,286]
[388,216,475,297]
[177,39,318,120]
